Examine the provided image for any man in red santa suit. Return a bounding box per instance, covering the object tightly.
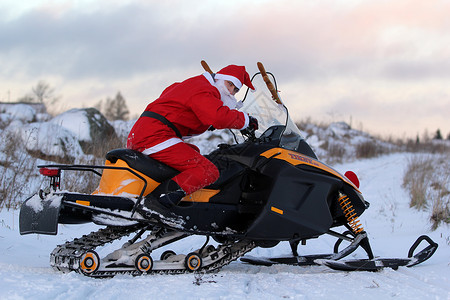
[127,65,258,208]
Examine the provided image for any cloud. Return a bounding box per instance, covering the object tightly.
[2,0,449,80]
[0,3,182,79]
[0,0,449,136]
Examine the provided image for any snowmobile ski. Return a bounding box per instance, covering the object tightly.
[241,231,371,267]
[243,235,438,272]
[317,235,438,271]
[241,254,331,267]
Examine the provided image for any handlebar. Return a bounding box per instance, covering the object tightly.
[240,127,258,142]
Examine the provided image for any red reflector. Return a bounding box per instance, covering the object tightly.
[39,167,60,177]
[344,171,360,188]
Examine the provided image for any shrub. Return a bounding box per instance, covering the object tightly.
[355,140,387,159]
[0,122,123,211]
[403,154,450,229]
[326,142,346,163]
[0,131,39,210]
[402,156,433,209]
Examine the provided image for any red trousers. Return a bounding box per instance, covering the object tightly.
[149,142,219,194]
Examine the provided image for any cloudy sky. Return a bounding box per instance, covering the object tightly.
[1,0,449,138]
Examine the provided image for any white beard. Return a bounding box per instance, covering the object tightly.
[214,79,239,109]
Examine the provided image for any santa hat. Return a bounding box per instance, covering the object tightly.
[215,65,255,91]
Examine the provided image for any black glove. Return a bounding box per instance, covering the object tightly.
[248,116,259,131]
[240,116,258,137]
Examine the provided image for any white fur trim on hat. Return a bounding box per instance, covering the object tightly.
[214,73,242,89]
[202,72,215,86]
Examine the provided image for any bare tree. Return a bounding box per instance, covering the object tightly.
[104,92,130,121]
[32,80,59,105]
[17,80,59,107]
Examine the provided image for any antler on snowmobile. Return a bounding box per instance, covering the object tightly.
[201,59,214,75]
[257,62,282,104]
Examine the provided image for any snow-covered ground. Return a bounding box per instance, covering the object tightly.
[1,152,448,300]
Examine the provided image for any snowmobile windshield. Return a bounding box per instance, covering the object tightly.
[239,72,305,151]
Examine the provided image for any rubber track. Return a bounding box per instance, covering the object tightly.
[50,225,256,277]
[50,224,147,274]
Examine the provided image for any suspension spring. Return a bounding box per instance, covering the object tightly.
[338,193,364,234]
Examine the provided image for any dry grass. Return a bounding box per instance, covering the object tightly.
[0,131,39,210]
[297,117,330,135]
[355,141,386,159]
[404,140,450,154]
[0,122,125,210]
[297,119,395,163]
[430,193,450,230]
[59,156,103,194]
[324,141,346,164]
[403,155,450,229]
[39,135,124,195]
[402,156,433,209]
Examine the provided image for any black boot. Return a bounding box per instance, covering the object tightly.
[152,179,186,208]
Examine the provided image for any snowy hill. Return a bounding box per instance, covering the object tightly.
[0,103,449,299]
[298,121,398,163]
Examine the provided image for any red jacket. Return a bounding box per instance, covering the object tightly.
[127,73,248,154]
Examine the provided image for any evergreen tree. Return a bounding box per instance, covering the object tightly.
[104,92,130,121]
[434,129,443,140]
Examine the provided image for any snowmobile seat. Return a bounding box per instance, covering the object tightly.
[105,149,178,182]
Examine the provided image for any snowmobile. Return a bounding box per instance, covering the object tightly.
[19,62,438,277]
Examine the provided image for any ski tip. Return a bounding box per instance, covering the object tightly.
[317,259,376,272]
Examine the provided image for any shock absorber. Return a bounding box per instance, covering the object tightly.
[338,192,364,234]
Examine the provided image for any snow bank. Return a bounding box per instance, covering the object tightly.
[50,108,96,142]
[14,122,84,159]
[0,103,36,123]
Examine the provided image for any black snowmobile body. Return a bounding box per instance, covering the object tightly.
[19,62,438,276]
